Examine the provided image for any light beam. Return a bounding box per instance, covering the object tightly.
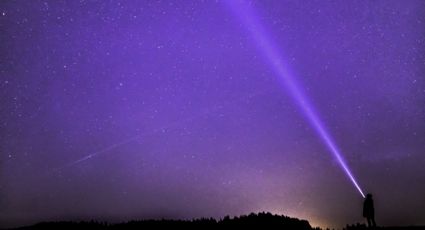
[224,0,365,198]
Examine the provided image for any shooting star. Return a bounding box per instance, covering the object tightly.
[54,90,267,171]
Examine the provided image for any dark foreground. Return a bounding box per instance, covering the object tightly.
[7,212,425,230]
[9,212,313,230]
[345,226,425,230]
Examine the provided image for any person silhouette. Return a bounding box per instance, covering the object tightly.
[363,193,376,228]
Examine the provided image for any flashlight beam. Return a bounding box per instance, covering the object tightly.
[224,0,365,198]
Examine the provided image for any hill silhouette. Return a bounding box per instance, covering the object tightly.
[10,212,314,230]
[7,212,425,230]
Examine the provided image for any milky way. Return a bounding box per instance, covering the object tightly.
[1,1,425,228]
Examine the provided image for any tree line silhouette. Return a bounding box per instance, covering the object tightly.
[10,212,425,230]
[13,212,315,230]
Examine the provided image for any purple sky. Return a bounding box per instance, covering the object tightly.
[1,0,425,228]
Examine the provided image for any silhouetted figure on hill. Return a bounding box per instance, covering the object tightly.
[363,193,376,228]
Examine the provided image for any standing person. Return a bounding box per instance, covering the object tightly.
[363,193,376,228]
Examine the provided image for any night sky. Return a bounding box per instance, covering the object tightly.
[1,0,425,228]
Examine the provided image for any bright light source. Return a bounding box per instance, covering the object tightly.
[224,0,365,198]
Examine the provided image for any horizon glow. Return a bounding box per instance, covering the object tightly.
[224,0,365,198]
[4,1,425,228]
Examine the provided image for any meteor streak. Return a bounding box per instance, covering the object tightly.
[224,0,365,198]
[55,90,267,171]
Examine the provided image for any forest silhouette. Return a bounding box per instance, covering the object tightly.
[8,212,425,230]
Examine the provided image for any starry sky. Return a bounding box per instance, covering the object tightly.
[1,0,425,228]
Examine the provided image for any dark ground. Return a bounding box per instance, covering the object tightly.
[5,212,425,230]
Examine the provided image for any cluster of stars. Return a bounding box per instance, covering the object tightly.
[1,1,424,229]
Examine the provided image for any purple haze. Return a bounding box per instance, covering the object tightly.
[1,0,425,229]
[224,0,365,198]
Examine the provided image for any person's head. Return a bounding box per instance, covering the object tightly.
[366,193,373,199]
